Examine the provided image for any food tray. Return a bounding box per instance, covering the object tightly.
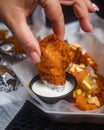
[29,96,104,124]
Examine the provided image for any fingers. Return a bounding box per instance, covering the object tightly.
[39,0,65,40]
[84,0,99,13]
[60,0,99,13]
[6,14,41,63]
[60,0,99,32]
[59,0,74,6]
[72,0,93,32]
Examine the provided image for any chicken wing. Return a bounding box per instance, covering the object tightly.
[37,34,77,86]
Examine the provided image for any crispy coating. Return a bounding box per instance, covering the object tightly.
[5,37,26,53]
[37,34,69,85]
[0,30,6,40]
[0,29,25,53]
[39,34,72,69]
[75,95,98,111]
[37,43,65,85]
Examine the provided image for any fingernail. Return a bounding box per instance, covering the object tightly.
[30,52,40,63]
[92,3,99,11]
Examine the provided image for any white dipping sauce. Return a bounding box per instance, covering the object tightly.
[32,80,74,98]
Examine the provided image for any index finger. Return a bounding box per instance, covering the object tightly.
[39,0,65,40]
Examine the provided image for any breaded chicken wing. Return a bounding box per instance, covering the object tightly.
[36,34,67,85]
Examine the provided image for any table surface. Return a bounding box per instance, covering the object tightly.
[6,100,104,130]
[0,84,29,130]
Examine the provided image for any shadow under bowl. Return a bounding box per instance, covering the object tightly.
[30,73,77,104]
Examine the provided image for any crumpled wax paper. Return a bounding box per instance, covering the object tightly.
[10,13,104,113]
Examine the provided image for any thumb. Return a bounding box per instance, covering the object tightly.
[5,16,41,63]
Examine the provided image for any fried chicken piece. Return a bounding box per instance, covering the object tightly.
[5,37,26,53]
[75,95,98,111]
[37,44,66,85]
[37,34,67,85]
[38,34,72,70]
[0,30,6,40]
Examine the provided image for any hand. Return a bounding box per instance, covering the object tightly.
[60,0,99,32]
[0,0,64,63]
[0,0,99,63]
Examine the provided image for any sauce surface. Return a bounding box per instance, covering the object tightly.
[32,80,74,98]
